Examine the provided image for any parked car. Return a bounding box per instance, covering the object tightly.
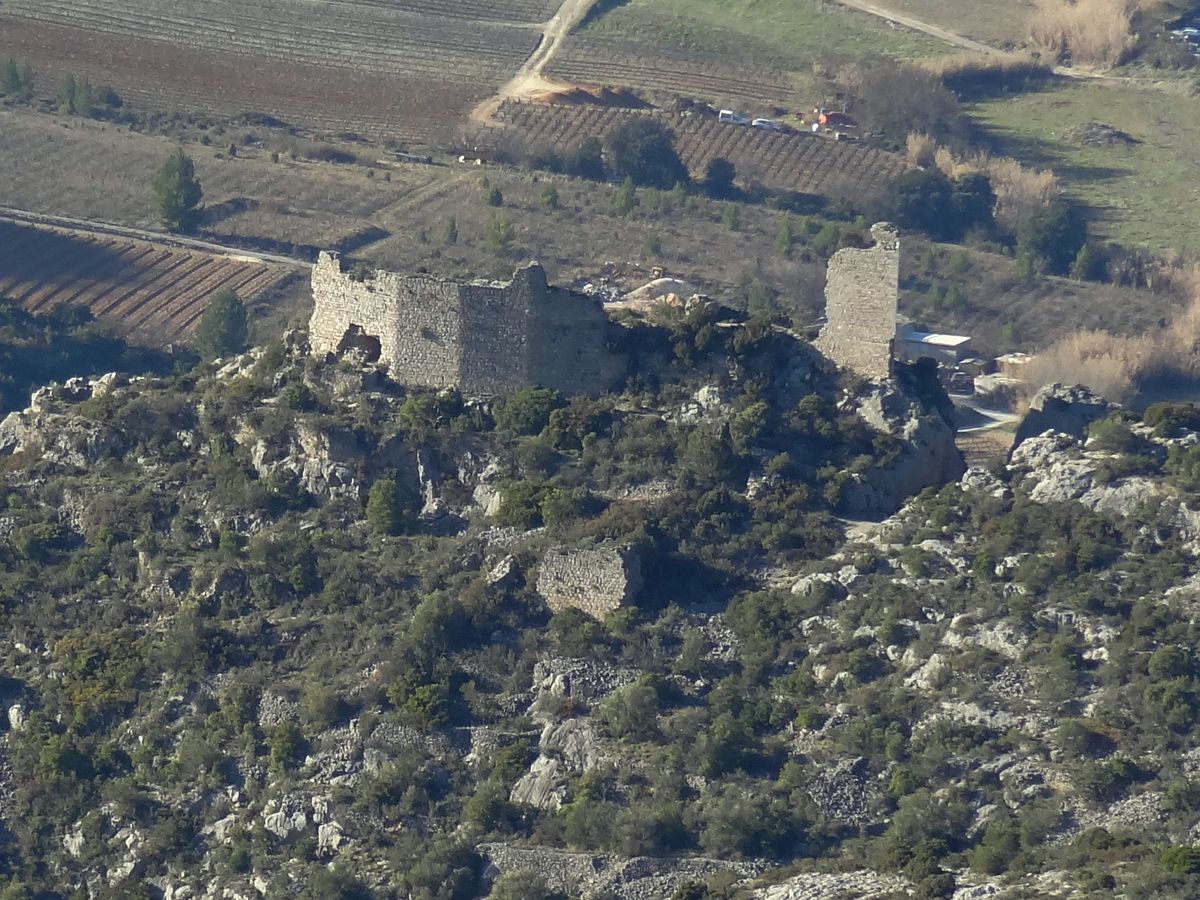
[718,109,750,125]
[751,117,784,132]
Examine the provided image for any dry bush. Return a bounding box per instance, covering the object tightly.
[1029,0,1140,69]
[920,52,1053,98]
[905,132,938,168]
[934,146,977,180]
[983,156,1059,231]
[1026,330,1154,401]
[912,136,1059,229]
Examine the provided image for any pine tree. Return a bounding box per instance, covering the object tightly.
[613,176,637,216]
[484,213,514,256]
[18,64,34,101]
[153,149,203,232]
[444,216,458,245]
[55,74,77,113]
[193,288,247,361]
[774,216,794,257]
[366,478,406,536]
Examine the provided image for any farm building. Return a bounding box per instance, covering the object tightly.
[895,324,973,367]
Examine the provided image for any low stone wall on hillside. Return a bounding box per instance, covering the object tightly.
[536,545,642,619]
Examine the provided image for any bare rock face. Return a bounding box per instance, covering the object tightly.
[839,380,964,518]
[247,424,417,502]
[0,409,125,468]
[753,870,910,899]
[478,842,767,899]
[1011,383,1116,453]
[511,717,602,811]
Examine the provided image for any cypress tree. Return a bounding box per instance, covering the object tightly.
[153,149,203,232]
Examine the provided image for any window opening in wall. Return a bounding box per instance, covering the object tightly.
[335,324,382,363]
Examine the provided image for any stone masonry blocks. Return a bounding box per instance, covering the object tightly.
[536,546,643,619]
[814,222,900,380]
[309,252,623,398]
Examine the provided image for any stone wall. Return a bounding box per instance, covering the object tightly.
[536,546,642,619]
[309,252,623,397]
[814,222,900,380]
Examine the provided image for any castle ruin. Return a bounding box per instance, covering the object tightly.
[814,222,900,379]
[309,252,624,397]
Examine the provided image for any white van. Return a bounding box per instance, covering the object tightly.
[752,118,783,132]
[718,109,749,125]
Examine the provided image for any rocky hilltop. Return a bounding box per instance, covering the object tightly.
[2,303,1200,899]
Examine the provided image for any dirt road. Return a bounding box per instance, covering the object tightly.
[829,0,1121,82]
[0,206,309,268]
[472,0,600,123]
[832,0,1002,55]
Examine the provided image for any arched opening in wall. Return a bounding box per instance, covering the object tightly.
[336,324,382,363]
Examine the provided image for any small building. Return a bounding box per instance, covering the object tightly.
[995,352,1035,381]
[895,325,973,367]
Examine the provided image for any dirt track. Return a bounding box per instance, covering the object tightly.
[472,0,601,123]
[829,0,1122,82]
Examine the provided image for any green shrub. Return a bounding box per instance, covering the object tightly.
[493,387,562,435]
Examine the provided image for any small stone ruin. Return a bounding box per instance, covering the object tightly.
[536,545,642,619]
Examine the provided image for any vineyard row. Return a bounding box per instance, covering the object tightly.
[0,225,288,342]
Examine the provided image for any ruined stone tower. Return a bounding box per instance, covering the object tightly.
[308,252,624,397]
[814,222,900,379]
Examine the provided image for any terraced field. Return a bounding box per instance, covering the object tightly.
[493,101,910,198]
[0,223,293,343]
[0,0,549,145]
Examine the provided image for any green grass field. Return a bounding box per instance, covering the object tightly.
[581,0,949,67]
[971,78,1200,255]
[870,0,1036,47]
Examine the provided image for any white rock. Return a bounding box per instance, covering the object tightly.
[63,829,84,858]
[318,821,345,854]
[263,809,307,839]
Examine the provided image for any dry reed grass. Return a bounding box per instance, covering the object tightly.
[1029,0,1141,69]
[1028,262,1200,400]
[905,132,937,168]
[906,133,1060,230]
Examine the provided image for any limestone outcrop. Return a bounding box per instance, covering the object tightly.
[839,379,965,517]
[1011,383,1116,452]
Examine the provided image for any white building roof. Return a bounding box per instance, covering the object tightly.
[899,330,971,348]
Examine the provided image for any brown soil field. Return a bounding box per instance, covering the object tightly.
[0,0,545,146]
[546,35,798,110]
[491,101,909,199]
[0,222,296,342]
[0,109,444,251]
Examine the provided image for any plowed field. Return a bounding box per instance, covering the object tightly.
[0,0,549,145]
[0,223,293,343]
